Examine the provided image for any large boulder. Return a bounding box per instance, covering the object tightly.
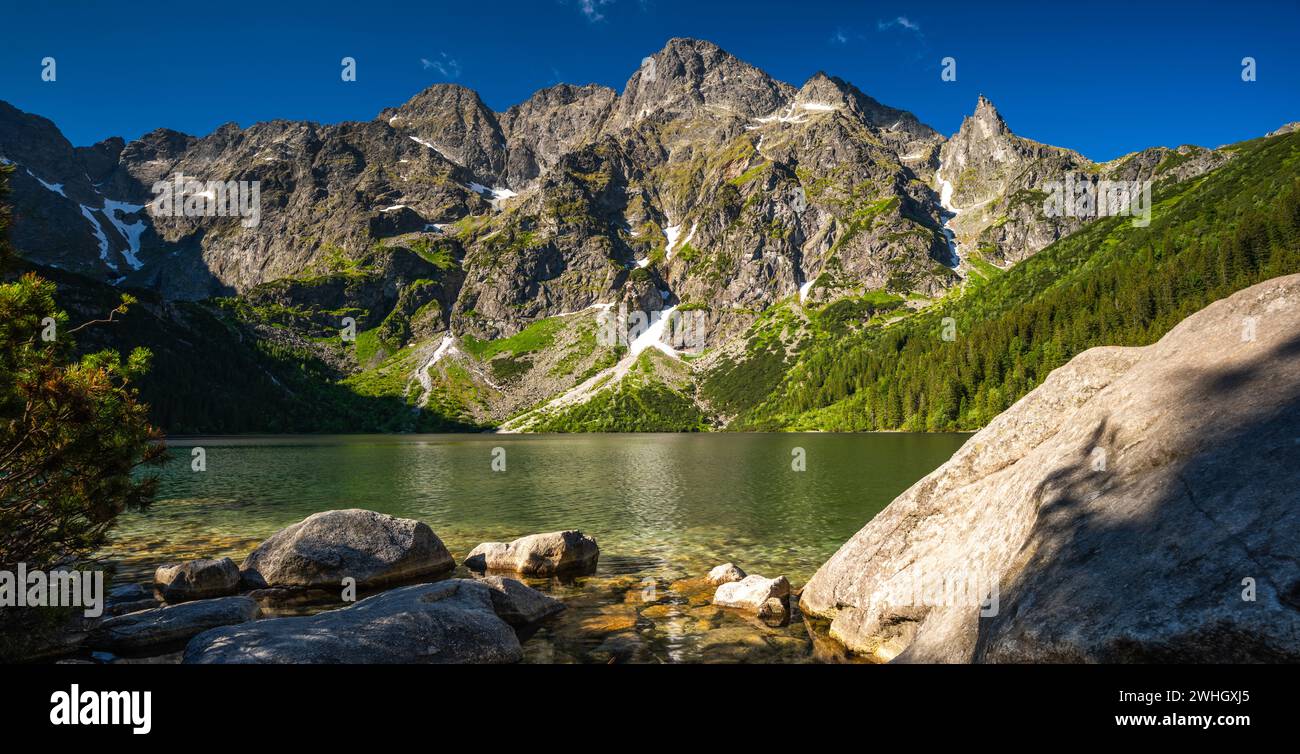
[801,275,1300,662]
[183,580,521,664]
[91,596,260,651]
[463,530,599,575]
[713,575,790,612]
[240,509,454,589]
[154,557,241,601]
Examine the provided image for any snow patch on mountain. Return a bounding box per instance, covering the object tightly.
[101,200,147,270]
[935,162,962,267]
[79,206,113,268]
[28,170,66,197]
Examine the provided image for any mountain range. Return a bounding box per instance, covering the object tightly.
[2,38,1295,433]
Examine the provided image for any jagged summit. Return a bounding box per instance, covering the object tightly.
[794,72,938,139]
[967,94,1009,138]
[379,84,507,179]
[609,37,793,127]
[660,36,726,54]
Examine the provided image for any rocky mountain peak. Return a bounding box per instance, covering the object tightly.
[794,72,937,140]
[388,83,488,117]
[609,37,794,128]
[74,136,125,185]
[968,94,1009,139]
[380,83,507,180]
[794,71,852,107]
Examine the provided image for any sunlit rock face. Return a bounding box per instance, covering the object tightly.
[801,274,1300,663]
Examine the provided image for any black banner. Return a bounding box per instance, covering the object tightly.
[0,663,1286,741]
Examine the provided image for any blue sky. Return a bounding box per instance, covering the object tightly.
[1,0,1296,161]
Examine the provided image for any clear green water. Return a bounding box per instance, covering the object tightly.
[104,432,969,663]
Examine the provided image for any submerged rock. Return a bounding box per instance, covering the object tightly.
[182,580,521,664]
[107,583,151,603]
[801,274,1300,662]
[91,596,260,651]
[240,509,455,589]
[577,604,642,634]
[707,563,747,585]
[463,530,599,575]
[105,583,159,616]
[758,597,789,623]
[713,575,791,612]
[475,575,565,626]
[155,557,241,601]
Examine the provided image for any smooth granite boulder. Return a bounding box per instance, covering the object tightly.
[155,557,241,601]
[707,563,747,585]
[713,575,791,612]
[91,596,260,651]
[240,509,454,588]
[463,530,599,575]
[475,574,566,625]
[182,580,521,664]
[801,275,1300,662]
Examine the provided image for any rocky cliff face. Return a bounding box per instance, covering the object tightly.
[0,38,959,313]
[500,83,617,189]
[800,274,1300,662]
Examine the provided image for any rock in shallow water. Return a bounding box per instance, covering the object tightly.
[155,557,241,601]
[107,583,150,603]
[475,575,565,625]
[92,596,260,651]
[758,597,789,624]
[713,575,791,613]
[707,563,747,585]
[240,509,454,589]
[463,530,599,575]
[800,274,1300,662]
[182,580,521,664]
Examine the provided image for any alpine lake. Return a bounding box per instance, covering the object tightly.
[102,432,970,663]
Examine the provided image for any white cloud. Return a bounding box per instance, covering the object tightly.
[830,27,850,45]
[421,52,461,79]
[878,16,921,33]
[578,0,613,22]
